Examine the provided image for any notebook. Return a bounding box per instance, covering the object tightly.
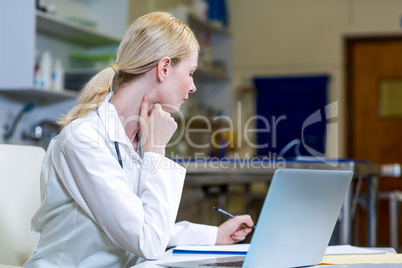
[159,168,353,268]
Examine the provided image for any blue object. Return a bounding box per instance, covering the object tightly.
[206,0,229,27]
[114,142,123,168]
[173,249,247,255]
[253,75,330,157]
[23,102,35,112]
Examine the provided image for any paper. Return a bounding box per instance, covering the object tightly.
[324,245,387,255]
[321,252,402,265]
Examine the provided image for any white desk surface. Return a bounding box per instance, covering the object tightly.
[131,248,401,268]
[0,249,399,268]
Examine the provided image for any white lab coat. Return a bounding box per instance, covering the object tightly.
[24,93,217,268]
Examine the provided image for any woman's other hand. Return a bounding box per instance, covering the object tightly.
[139,96,177,155]
[215,215,254,245]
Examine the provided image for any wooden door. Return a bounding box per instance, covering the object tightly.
[346,36,402,247]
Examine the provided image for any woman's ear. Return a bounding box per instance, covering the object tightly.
[157,57,172,82]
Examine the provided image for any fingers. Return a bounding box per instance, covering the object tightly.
[152,103,177,127]
[139,95,149,120]
[138,96,149,143]
[140,101,177,155]
[233,215,254,229]
[216,214,255,245]
[230,215,254,242]
[153,102,161,110]
[232,227,252,238]
[231,234,246,242]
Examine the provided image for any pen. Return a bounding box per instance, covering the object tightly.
[213,207,256,229]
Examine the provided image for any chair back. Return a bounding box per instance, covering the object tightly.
[0,144,45,266]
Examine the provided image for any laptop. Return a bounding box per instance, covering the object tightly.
[159,168,353,268]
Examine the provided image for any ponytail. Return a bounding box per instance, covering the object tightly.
[57,67,115,129]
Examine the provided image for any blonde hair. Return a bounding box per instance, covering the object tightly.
[58,12,200,129]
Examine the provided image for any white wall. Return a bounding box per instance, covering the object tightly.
[229,0,402,158]
[0,0,128,146]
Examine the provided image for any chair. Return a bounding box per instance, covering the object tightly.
[351,163,401,249]
[0,144,45,266]
[378,164,402,252]
[378,190,402,252]
[388,191,402,252]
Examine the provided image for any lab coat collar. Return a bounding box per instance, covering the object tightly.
[97,92,132,147]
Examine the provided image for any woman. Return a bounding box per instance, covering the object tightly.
[24,12,254,268]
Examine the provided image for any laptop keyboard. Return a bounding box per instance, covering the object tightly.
[199,260,244,267]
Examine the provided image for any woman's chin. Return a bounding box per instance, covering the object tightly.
[161,103,181,113]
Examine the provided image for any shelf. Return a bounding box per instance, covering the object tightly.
[195,67,228,80]
[36,10,121,46]
[0,87,78,104]
[188,12,230,35]
[65,68,102,74]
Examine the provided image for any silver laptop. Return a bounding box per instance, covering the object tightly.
[159,168,353,268]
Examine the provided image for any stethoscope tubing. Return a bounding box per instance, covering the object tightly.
[114,141,123,168]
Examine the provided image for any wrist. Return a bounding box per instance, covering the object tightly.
[216,225,224,245]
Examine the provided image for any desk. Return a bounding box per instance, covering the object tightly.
[0,250,399,268]
[176,159,396,246]
[132,248,401,268]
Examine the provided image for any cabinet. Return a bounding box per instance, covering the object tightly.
[0,0,125,104]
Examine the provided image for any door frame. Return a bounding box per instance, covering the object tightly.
[344,32,402,157]
[344,32,402,246]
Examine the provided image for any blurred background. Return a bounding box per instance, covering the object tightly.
[1,0,402,249]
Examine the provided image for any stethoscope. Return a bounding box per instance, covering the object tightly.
[114,141,123,168]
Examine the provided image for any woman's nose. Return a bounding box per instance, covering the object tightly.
[189,82,197,93]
